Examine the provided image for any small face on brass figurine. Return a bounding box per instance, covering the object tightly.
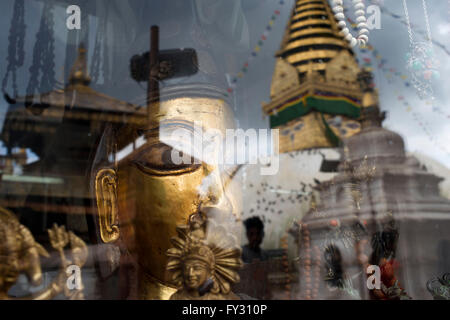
[166,215,242,300]
[183,247,213,291]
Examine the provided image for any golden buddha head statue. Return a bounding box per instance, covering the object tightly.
[94,84,242,299]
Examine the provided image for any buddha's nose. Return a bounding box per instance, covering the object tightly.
[198,165,232,213]
[197,164,241,233]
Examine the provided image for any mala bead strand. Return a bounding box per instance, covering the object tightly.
[313,245,321,299]
[281,233,291,299]
[332,0,369,48]
[302,224,312,300]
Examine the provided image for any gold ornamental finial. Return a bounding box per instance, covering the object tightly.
[357,69,385,127]
[68,43,91,86]
[359,69,378,109]
[279,0,354,76]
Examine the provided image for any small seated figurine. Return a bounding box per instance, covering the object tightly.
[0,207,88,300]
[166,214,242,300]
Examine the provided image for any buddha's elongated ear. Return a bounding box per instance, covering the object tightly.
[95,169,120,243]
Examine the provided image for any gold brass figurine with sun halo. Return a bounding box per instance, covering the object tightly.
[166,212,242,300]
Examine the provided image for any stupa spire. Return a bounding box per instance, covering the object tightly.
[278,0,355,77]
[68,43,91,86]
[357,69,385,129]
[262,0,364,152]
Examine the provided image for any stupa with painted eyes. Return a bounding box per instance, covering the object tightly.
[240,0,450,300]
[241,0,366,296]
[263,0,364,152]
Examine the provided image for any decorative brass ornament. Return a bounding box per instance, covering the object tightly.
[166,213,242,300]
[47,224,89,300]
[0,207,48,299]
[95,168,120,243]
[0,207,88,300]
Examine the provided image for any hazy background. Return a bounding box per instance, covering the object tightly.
[0,0,448,168]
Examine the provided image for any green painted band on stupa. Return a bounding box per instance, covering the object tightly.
[269,95,361,128]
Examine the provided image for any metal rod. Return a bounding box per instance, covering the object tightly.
[147,25,159,128]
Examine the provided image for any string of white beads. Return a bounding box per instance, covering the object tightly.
[331,0,369,48]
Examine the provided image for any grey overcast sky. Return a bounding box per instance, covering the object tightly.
[0,0,449,168]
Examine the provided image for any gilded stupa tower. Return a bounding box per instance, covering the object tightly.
[263,0,364,153]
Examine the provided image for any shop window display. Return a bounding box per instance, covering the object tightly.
[0,0,449,301]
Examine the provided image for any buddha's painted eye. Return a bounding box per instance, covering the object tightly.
[132,143,201,176]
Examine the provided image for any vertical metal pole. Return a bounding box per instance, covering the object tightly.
[147,26,159,128]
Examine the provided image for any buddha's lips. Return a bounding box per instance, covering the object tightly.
[187,279,198,287]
